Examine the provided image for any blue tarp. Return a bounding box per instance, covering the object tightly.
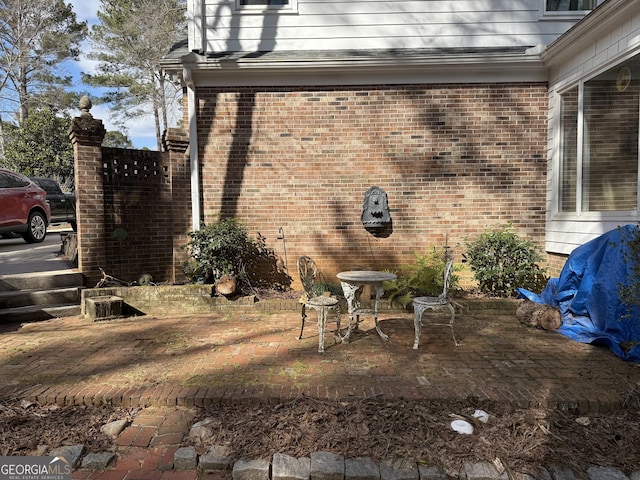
[518,225,640,363]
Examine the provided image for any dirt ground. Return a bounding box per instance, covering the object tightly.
[2,396,640,477]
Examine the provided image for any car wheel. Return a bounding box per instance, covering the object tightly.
[22,211,47,243]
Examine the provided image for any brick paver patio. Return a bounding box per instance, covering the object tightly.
[2,301,640,479]
[1,301,638,412]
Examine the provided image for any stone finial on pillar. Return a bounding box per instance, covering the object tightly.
[79,95,93,117]
[69,96,106,146]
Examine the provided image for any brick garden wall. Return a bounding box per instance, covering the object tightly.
[71,116,190,287]
[100,148,174,283]
[195,82,553,286]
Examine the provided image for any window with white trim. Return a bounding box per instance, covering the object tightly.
[540,0,598,19]
[239,0,288,5]
[236,0,297,12]
[557,55,640,214]
[547,0,594,11]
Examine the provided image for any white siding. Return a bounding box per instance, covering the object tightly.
[545,1,640,255]
[192,0,582,53]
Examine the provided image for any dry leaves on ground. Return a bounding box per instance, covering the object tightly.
[186,396,640,476]
[2,397,640,476]
[0,400,138,457]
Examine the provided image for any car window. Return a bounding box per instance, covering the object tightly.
[0,171,29,188]
[34,178,57,194]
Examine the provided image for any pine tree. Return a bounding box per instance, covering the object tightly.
[0,0,87,124]
[84,0,186,150]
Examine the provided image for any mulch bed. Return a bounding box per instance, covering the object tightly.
[186,396,640,476]
[0,400,138,456]
[3,396,640,477]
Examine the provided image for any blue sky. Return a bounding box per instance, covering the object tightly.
[68,0,168,150]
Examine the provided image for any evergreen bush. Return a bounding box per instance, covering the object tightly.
[465,224,548,298]
[183,218,291,292]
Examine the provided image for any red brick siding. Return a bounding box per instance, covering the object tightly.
[194,83,550,284]
[100,148,175,283]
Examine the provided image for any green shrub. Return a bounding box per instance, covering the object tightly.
[184,218,253,283]
[384,248,459,309]
[183,218,291,292]
[465,225,548,298]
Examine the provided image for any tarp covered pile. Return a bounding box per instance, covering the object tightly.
[518,225,640,363]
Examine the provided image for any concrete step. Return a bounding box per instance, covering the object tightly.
[0,271,85,292]
[0,287,82,309]
[0,270,84,323]
[0,303,81,323]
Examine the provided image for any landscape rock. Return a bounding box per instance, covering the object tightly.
[310,452,344,480]
[81,452,116,470]
[101,419,129,438]
[460,462,502,479]
[417,464,448,480]
[174,446,198,470]
[49,444,84,469]
[586,466,629,480]
[199,445,234,471]
[379,458,418,480]
[272,453,310,480]
[233,458,271,480]
[547,466,581,480]
[345,457,379,480]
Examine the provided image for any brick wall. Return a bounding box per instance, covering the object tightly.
[71,116,190,287]
[100,148,174,283]
[194,83,551,285]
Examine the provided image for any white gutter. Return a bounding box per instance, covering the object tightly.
[183,67,200,231]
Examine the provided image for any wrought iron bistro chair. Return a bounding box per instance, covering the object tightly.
[297,256,341,353]
[412,248,459,350]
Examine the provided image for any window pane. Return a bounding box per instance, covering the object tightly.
[240,0,288,4]
[582,62,639,211]
[546,0,594,11]
[559,87,578,212]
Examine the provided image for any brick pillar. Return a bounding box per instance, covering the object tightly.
[163,128,190,284]
[69,97,107,287]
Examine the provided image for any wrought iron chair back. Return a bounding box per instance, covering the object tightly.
[439,257,454,303]
[412,248,458,349]
[298,256,319,300]
[297,256,341,353]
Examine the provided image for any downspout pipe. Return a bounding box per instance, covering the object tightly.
[183,67,201,231]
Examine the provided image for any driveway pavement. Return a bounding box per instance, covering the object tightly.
[0,226,75,275]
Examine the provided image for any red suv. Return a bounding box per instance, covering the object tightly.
[0,168,51,243]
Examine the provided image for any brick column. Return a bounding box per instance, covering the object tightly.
[69,97,107,287]
[163,128,190,284]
